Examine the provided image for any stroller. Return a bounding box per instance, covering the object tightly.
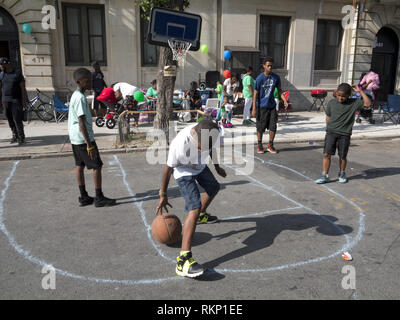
[95,88,137,129]
[353,91,375,124]
[95,101,125,129]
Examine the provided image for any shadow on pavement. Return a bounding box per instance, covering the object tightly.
[277,144,324,152]
[203,213,353,270]
[350,167,400,180]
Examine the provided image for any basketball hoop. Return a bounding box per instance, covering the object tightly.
[168,39,192,66]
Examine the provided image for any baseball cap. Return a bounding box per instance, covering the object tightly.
[0,57,10,65]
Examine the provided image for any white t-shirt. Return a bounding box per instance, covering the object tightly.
[167,124,220,180]
[223,78,239,96]
[113,82,139,100]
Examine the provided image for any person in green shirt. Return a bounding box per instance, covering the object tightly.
[146,79,157,99]
[315,83,371,184]
[215,80,223,101]
[242,66,255,125]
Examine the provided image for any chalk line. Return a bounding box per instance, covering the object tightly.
[0,161,179,285]
[0,150,365,285]
[113,155,360,275]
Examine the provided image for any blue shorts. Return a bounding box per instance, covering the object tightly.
[176,166,220,212]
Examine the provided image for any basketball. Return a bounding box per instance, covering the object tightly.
[151,213,182,244]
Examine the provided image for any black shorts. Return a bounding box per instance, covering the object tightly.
[324,132,351,159]
[72,141,103,169]
[256,107,277,133]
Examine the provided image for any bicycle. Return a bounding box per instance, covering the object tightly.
[25,88,54,122]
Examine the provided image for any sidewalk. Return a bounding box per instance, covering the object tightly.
[0,111,399,161]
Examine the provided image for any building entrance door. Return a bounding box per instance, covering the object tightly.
[371,27,399,102]
[0,7,21,69]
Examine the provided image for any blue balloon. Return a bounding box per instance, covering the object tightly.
[22,24,32,35]
[223,50,231,60]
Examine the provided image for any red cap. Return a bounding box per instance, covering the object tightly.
[96,88,116,104]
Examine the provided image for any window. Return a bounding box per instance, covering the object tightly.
[314,20,343,70]
[63,3,107,66]
[141,12,159,66]
[259,15,290,69]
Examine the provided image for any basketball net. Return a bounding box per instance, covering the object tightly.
[168,39,192,67]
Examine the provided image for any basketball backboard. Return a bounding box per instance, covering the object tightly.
[147,7,202,51]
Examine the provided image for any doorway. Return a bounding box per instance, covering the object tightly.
[371,27,399,102]
[0,7,21,69]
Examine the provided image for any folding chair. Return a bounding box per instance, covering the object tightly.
[52,95,69,123]
[382,94,400,125]
[309,90,327,111]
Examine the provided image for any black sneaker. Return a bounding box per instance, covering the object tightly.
[10,135,18,144]
[18,138,25,146]
[94,196,116,207]
[197,212,219,224]
[176,251,205,278]
[79,195,94,207]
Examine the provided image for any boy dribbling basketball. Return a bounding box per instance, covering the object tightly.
[156,120,226,278]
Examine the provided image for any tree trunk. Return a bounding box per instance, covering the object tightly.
[154,46,176,131]
[153,0,183,138]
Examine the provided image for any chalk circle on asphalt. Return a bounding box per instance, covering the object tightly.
[0,154,364,285]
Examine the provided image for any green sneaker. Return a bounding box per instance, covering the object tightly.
[176,251,204,278]
[197,212,219,224]
[315,174,330,184]
[338,172,348,183]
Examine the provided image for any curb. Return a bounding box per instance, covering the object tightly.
[0,134,398,161]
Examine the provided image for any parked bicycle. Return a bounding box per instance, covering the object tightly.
[25,88,54,122]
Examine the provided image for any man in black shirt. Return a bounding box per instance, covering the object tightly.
[91,61,107,117]
[0,57,27,145]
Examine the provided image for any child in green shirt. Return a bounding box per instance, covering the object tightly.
[315,83,371,184]
[146,79,157,99]
[215,81,223,100]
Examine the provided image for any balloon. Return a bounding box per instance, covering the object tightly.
[22,24,32,35]
[134,90,145,102]
[200,44,208,54]
[223,70,231,79]
[223,50,231,60]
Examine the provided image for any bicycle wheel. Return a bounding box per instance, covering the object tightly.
[106,118,116,129]
[36,103,54,121]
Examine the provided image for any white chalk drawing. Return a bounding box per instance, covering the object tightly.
[0,153,365,285]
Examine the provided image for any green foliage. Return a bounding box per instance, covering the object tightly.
[136,0,190,20]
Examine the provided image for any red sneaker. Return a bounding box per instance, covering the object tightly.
[257,144,265,154]
[266,143,278,154]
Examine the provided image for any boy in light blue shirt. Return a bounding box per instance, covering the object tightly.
[68,68,116,208]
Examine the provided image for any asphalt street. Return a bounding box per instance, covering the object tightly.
[0,139,399,300]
